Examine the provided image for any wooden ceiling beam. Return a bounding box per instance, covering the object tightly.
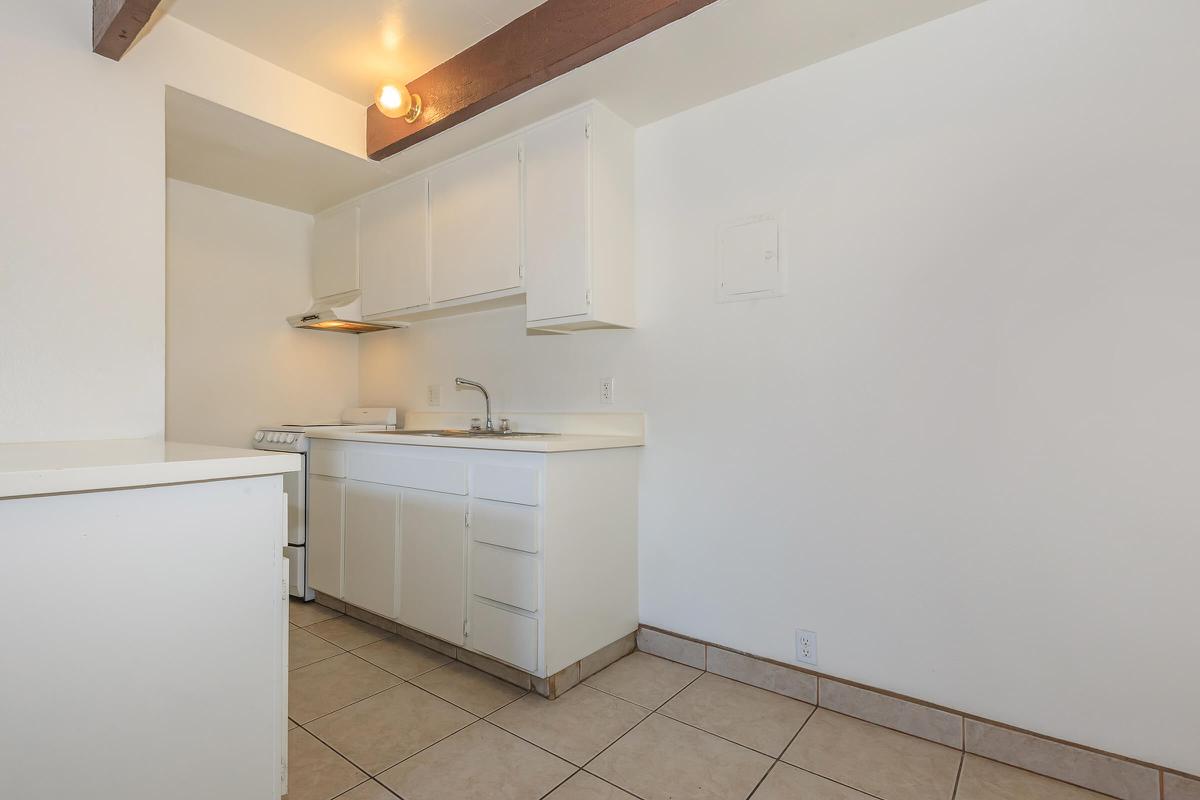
[93,0,163,61]
[367,0,718,161]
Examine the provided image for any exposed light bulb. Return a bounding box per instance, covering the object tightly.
[374,80,422,123]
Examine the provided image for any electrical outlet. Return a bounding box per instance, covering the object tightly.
[795,629,818,666]
[600,376,614,404]
[427,384,441,406]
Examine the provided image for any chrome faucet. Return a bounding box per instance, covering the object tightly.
[455,378,493,432]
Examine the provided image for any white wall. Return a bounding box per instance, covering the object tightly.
[0,2,364,443]
[166,180,357,448]
[360,0,1200,772]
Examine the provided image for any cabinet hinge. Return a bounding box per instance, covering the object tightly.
[585,290,592,305]
[463,619,470,638]
[519,262,525,279]
[517,144,524,162]
[584,120,591,138]
[464,509,472,528]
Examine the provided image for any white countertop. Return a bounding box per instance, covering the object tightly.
[306,429,643,452]
[0,439,301,499]
[308,411,645,453]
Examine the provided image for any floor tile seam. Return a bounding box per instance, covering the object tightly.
[951,751,966,799]
[576,668,709,778]
[313,710,480,779]
[290,649,349,673]
[741,705,816,800]
[406,673,527,718]
[295,660,410,728]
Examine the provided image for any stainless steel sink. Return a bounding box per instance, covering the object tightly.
[375,429,558,438]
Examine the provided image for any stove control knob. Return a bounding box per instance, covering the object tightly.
[270,432,280,443]
[254,431,264,442]
[286,434,297,444]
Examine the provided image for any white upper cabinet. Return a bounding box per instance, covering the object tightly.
[317,101,635,330]
[360,177,429,316]
[524,109,590,323]
[312,204,359,299]
[428,139,522,304]
[523,104,635,331]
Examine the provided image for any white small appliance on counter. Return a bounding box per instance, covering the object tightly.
[253,407,397,599]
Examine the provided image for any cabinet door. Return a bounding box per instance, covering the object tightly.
[312,204,360,299]
[429,140,522,303]
[307,475,345,598]
[360,177,428,316]
[524,109,591,322]
[344,480,400,618]
[399,489,467,644]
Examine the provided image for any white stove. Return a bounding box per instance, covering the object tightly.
[253,407,397,599]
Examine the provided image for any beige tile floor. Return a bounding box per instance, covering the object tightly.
[286,599,1117,800]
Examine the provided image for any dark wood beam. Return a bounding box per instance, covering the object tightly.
[93,0,162,61]
[367,0,718,160]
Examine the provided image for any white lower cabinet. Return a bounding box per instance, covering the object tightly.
[344,480,400,618]
[399,489,467,645]
[469,599,539,673]
[306,440,638,678]
[307,475,345,598]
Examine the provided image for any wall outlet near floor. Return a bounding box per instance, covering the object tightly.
[427,384,441,406]
[795,629,818,666]
[600,376,615,404]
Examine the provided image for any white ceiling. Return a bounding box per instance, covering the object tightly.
[163,0,545,105]
[165,0,987,212]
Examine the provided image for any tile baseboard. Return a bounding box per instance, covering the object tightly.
[1165,773,1200,800]
[637,623,1196,799]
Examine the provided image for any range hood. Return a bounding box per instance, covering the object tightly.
[287,291,407,334]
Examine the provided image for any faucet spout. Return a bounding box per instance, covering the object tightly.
[454,378,493,432]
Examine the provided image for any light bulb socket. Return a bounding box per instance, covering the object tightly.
[404,93,422,124]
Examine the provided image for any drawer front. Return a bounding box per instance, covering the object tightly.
[471,500,539,553]
[471,544,540,612]
[469,599,538,672]
[309,447,346,478]
[349,451,468,495]
[472,464,540,506]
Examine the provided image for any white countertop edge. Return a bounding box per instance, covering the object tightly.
[0,440,301,499]
[306,429,644,452]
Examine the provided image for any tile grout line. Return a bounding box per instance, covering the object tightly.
[296,652,410,728]
[740,701,824,800]
[577,668,707,779]
[288,724,375,795]
[951,751,965,800]
[766,709,899,800]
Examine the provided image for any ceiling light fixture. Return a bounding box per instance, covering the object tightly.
[374,80,421,123]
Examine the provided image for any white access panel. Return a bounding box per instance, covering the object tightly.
[717,213,785,302]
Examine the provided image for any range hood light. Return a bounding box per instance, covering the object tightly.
[287,291,408,334]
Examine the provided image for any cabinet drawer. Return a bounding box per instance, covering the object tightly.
[472,465,540,506]
[471,544,540,612]
[349,451,467,495]
[471,500,539,553]
[309,448,346,478]
[469,599,538,672]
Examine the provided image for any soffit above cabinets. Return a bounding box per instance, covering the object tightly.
[165,88,393,214]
